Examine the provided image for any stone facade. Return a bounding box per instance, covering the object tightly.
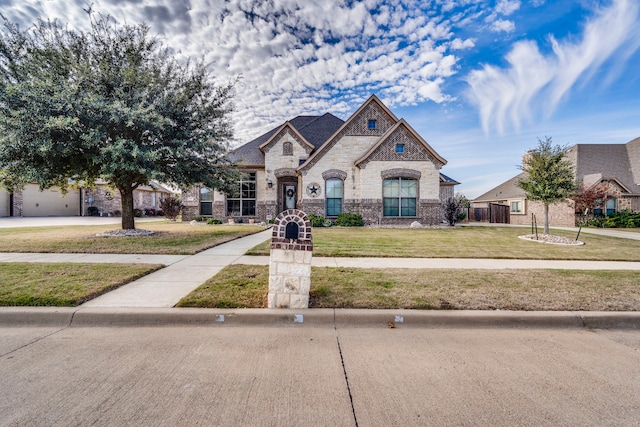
[181,95,459,225]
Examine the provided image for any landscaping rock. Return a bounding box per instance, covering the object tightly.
[518,234,584,246]
[96,229,155,237]
[410,221,423,229]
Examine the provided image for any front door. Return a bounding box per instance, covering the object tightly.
[284,184,297,210]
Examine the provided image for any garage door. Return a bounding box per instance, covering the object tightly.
[22,184,81,216]
[0,190,9,217]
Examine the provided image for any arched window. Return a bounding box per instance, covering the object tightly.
[283,141,293,156]
[200,187,213,215]
[383,177,417,217]
[325,178,343,217]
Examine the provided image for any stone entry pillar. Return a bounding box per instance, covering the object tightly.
[268,209,313,309]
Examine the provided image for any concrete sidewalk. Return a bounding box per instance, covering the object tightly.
[234,255,640,270]
[79,228,273,308]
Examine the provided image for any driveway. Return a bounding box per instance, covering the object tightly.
[0,216,164,228]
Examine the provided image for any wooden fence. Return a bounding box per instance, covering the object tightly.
[467,203,510,224]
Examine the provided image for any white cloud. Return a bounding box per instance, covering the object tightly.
[495,0,520,16]
[490,19,515,32]
[466,0,640,135]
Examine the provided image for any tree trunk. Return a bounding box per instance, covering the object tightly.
[119,186,136,230]
[544,203,550,235]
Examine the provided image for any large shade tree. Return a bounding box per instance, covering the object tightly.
[0,14,240,229]
[517,137,578,234]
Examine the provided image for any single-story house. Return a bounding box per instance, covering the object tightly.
[1,181,174,217]
[182,95,460,226]
[472,137,640,226]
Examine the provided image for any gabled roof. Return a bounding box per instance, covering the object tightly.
[299,94,399,172]
[258,122,315,153]
[574,143,640,194]
[353,119,447,168]
[474,173,526,202]
[627,137,640,185]
[226,113,344,167]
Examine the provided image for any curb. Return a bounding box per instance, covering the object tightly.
[1,307,639,329]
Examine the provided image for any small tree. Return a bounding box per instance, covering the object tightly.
[0,14,240,230]
[443,197,463,226]
[517,137,578,234]
[572,185,610,224]
[160,196,184,221]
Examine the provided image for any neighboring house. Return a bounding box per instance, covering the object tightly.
[82,181,174,216]
[0,181,173,217]
[182,95,460,226]
[472,137,640,226]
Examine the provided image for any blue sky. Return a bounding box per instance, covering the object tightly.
[2,0,639,198]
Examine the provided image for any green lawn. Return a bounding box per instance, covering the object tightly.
[0,262,161,306]
[0,222,264,254]
[177,264,640,311]
[247,226,640,261]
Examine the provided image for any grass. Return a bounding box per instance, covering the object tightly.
[0,222,263,255]
[177,264,640,311]
[246,226,640,261]
[0,262,162,306]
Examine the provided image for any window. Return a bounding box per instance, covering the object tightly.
[510,200,523,214]
[606,198,616,216]
[367,119,377,129]
[326,178,343,217]
[226,172,256,216]
[594,198,616,216]
[383,178,417,217]
[283,141,293,156]
[395,143,405,154]
[200,187,213,216]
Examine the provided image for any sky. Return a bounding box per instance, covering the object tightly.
[1,0,639,198]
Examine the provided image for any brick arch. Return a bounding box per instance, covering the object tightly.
[270,209,313,251]
[274,168,297,178]
[322,169,348,181]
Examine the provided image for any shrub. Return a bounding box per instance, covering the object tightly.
[334,213,364,227]
[160,196,184,221]
[583,210,640,228]
[308,214,326,227]
[87,206,99,216]
[206,218,222,225]
[113,210,121,216]
[192,215,204,222]
[133,208,143,217]
[443,197,463,226]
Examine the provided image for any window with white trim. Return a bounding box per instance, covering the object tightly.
[325,178,343,217]
[226,172,256,216]
[510,200,523,214]
[200,187,213,215]
[383,178,417,217]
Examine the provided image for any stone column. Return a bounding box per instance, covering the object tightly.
[268,209,313,309]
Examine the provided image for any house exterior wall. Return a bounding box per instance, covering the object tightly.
[83,184,169,216]
[182,97,456,225]
[0,189,10,217]
[510,200,576,227]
